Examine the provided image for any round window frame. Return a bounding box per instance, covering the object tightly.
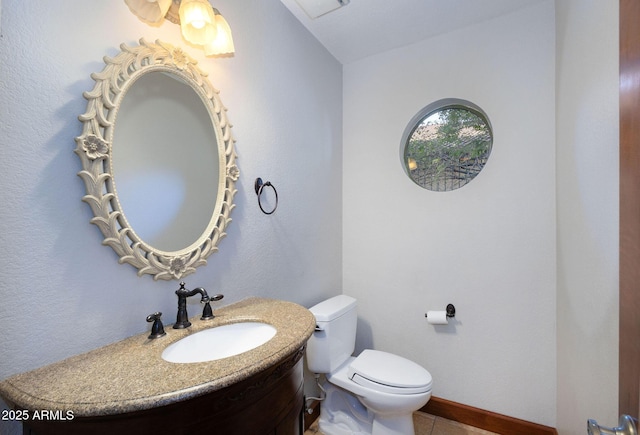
[400,98,493,191]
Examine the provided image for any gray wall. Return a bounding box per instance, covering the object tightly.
[0,1,342,434]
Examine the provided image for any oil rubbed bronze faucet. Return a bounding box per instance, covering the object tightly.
[146,312,166,339]
[173,282,224,329]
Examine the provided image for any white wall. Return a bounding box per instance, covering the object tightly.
[556,1,620,433]
[0,1,342,434]
[343,1,557,426]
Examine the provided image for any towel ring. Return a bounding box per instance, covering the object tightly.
[254,178,278,215]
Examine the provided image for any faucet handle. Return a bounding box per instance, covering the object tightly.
[200,294,223,320]
[201,301,214,320]
[146,312,166,339]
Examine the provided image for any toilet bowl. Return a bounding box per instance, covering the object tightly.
[306,295,432,435]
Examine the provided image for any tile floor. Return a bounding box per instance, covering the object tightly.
[305,411,500,435]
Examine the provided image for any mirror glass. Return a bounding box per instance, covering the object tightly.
[112,72,219,253]
[401,99,492,191]
[75,39,239,280]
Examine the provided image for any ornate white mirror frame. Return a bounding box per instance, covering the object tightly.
[75,39,239,280]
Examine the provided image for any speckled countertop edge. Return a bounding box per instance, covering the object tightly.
[0,297,315,417]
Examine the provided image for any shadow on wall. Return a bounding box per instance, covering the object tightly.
[355,318,373,353]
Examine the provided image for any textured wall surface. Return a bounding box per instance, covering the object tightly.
[0,1,342,433]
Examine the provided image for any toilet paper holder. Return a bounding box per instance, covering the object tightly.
[424,304,456,319]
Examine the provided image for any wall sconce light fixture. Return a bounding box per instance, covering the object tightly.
[125,0,235,56]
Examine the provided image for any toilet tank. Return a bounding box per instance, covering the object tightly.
[306,295,357,374]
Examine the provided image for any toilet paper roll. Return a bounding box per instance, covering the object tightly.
[426,310,448,325]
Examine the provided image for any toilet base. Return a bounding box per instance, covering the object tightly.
[318,381,373,434]
[318,381,417,435]
[371,414,415,435]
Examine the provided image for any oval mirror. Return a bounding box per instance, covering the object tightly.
[112,71,219,253]
[75,39,239,280]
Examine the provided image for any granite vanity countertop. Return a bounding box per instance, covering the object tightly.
[0,297,316,417]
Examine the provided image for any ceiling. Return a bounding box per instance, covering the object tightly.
[279,0,547,64]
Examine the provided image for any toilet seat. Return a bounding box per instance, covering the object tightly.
[348,350,432,395]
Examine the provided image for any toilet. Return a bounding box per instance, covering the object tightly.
[306,295,433,435]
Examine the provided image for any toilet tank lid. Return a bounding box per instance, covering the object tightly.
[309,295,357,322]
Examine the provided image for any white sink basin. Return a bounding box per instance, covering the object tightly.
[162,322,277,364]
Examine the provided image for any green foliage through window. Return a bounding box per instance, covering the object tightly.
[403,103,492,191]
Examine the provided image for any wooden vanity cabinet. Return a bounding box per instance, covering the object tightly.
[22,347,305,435]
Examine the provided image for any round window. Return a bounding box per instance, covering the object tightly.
[401,99,493,191]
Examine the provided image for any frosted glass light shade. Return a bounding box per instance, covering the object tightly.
[125,0,172,24]
[179,0,217,46]
[204,11,235,56]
